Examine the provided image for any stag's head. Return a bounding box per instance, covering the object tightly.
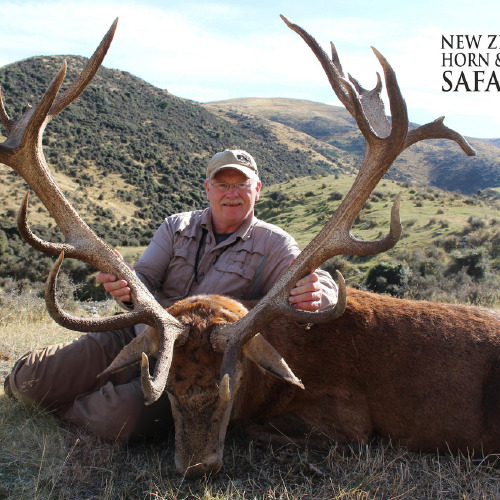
[105,293,305,478]
[1,16,475,479]
[165,295,247,477]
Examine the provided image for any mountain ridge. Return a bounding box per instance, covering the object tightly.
[1,55,500,301]
[204,97,500,194]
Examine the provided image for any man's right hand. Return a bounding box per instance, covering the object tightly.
[96,272,131,302]
[95,249,133,302]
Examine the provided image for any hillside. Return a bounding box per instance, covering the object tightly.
[205,98,500,194]
[257,173,500,307]
[0,56,348,238]
[1,55,500,305]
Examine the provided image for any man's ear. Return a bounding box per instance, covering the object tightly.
[254,180,262,202]
[242,333,304,388]
[205,179,211,201]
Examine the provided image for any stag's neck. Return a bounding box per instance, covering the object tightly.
[231,356,299,424]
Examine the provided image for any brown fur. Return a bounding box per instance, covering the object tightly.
[165,290,500,476]
[235,288,500,454]
[165,295,248,477]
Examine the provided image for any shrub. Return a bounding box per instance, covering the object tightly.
[446,250,488,281]
[365,261,411,297]
[321,256,356,281]
[328,191,343,201]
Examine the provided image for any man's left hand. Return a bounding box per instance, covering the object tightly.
[289,272,322,311]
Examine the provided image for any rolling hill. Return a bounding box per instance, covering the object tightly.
[205,97,500,194]
[1,54,499,302]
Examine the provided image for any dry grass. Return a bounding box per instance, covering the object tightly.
[0,162,143,228]
[1,294,499,499]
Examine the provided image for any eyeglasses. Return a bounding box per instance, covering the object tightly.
[209,181,255,192]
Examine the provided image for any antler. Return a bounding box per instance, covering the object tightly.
[0,19,185,404]
[212,16,477,394]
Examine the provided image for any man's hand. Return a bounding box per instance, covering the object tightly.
[289,272,322,311]
[95,250,133,302]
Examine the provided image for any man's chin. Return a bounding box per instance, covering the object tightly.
[217,206,252,230]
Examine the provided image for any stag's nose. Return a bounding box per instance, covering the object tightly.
[182,454,223,479]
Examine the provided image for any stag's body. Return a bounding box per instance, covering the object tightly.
[230,289,500,454]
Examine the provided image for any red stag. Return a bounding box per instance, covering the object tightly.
[2,17,498,480]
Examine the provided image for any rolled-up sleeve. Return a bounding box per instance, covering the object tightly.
[315,268,338,309]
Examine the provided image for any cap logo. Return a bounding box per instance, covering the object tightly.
[206,149,258,179]
[236,152,253,166]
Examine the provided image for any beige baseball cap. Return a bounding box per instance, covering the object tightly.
[206,149,259,180]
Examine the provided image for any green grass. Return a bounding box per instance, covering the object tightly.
[256,173,500,306]
[258,173,498,251]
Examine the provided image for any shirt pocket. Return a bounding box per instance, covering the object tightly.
[221,249,259,279]
[161,237,197,301]
[211,246,266,299]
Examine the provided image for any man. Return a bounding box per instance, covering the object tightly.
[6,150,337,441]
[101,149,336,312]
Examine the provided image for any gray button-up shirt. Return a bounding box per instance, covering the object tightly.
[133,208,337,310]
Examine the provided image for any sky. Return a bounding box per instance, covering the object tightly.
[1,0,500,139]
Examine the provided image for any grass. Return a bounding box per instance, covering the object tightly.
[257,173,500,303]
[258,173,499,251]
[1,293,499,499]
[0,162,143,229]
[1,171,499,498]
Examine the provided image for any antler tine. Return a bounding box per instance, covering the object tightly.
[45,252,153,331]
[0,87,12,132]
[371,47,407,143]
[330,42,344,77]
[17,191,75,257]
[215,17,477,394]
[404,116,476,156]
[49,18,118,118]
[280,15,354,115]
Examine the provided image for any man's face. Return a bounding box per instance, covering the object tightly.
[205,168,261,233]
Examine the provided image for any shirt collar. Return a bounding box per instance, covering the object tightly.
[202,208,257,243]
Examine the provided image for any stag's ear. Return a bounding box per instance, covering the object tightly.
[242,334,304,389]
[98,327,160,377]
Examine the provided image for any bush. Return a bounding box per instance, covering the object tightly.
[365,261,411,297]
[328,191,343,201]
[266,191,290,208]
[321,256,356,281]
[446,250,488,281]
